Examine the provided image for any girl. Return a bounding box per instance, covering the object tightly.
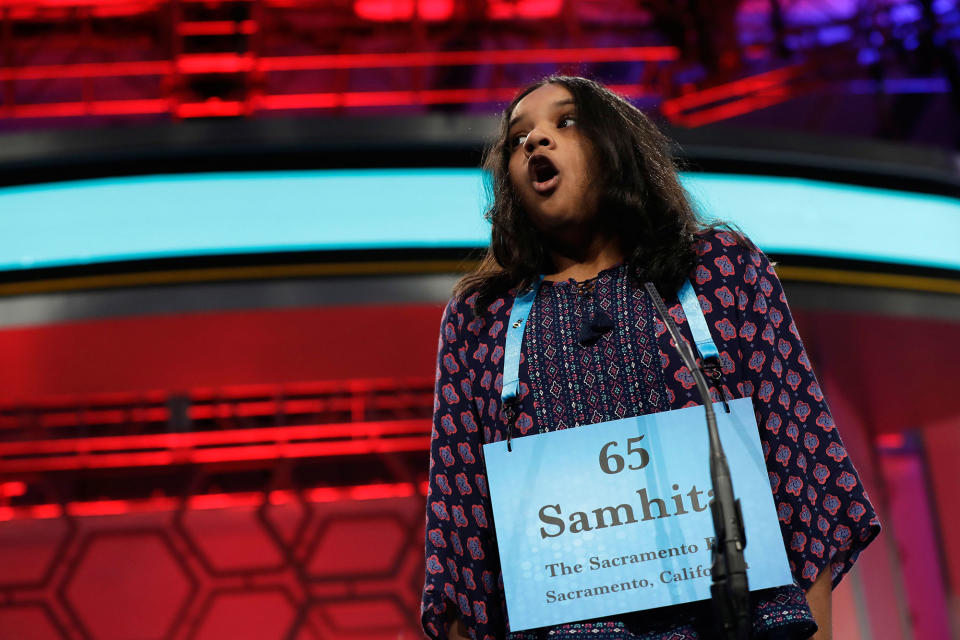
[421,76,879,640]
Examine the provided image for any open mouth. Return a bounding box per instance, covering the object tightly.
[529,155,560,193]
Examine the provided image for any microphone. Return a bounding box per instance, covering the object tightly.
[644,282,751,640]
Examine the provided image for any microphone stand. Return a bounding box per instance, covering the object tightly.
[644,283,751,640]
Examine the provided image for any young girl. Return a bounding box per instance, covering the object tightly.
[420,76,879,640]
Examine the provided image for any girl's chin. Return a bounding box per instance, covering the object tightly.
[529,213,603,238]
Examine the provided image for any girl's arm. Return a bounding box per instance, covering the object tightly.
[726,237,879,594]
[422,297,501,640]
[806,569,832,639]
[446,610,471,640]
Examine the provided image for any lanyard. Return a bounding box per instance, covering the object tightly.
[501,278,719,406]
[677,279,719,361]
[501,275,544,406]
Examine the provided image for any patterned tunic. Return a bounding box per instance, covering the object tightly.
[421,230,880,640]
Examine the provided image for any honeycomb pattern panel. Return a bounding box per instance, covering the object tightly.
[0,604,64,640]
[62,531,195,640]
[192,589,297,640]
[0,488,427,639]
[261,498,308,547]
[305,598,413,639]
[306,515,408,579]
[0,517,71,587]
[179,505,286,574]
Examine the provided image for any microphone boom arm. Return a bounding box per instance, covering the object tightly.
[644,282,751,640]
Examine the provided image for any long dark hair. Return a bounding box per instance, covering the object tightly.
[456,75,715,311]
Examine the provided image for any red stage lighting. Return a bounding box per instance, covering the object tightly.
[354,0,453,22]
[487,0,561,19]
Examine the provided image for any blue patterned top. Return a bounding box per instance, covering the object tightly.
[421,230,880,640]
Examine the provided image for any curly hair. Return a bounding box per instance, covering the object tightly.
[455,75,722,311]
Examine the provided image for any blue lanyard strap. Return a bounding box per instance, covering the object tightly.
[502,276,543,405]
[677,279,719,361]
[501,278,719,407]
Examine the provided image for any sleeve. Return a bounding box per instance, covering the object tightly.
[421,298,504,640]
[733,245,881,590]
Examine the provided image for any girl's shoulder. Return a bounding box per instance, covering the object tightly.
[694,226,758,256]
[686,228,782,303]
[692,227,768,274]
[441,286,517,343]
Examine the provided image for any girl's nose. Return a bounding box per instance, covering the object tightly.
[524,130,553,154]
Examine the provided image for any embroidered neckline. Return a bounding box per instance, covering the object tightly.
[540,262,627,289]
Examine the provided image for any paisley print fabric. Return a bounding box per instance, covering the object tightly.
[421,230,880,640]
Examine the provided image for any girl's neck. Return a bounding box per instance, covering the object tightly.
[543,233,624,282]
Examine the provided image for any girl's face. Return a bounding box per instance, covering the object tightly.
[506,83,599,240]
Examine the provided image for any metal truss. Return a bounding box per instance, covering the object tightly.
[0,2,958,143]
[0,377,434,505]
[0,376,436,638]
[1,0,957,135]
[0,0,678,122]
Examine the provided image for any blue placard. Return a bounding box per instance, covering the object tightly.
[482,397,792,631]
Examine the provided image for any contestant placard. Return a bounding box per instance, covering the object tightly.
[482,397,791,631]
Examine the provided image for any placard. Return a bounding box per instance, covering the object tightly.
[482,397,792,631]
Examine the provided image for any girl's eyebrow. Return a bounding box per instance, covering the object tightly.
[508,98,576,130]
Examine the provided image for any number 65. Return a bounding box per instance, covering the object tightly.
[599,436,649,474]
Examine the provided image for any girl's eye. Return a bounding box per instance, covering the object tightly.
[510,133,528,149]
[558,116,576,128]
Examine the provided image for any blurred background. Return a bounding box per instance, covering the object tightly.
[0,0,959,638]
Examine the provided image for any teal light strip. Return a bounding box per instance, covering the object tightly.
[681,174,960,272]
[0,169,489,271]
[0,169,956,272]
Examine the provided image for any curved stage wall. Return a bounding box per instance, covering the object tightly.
[0,119,957,640]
